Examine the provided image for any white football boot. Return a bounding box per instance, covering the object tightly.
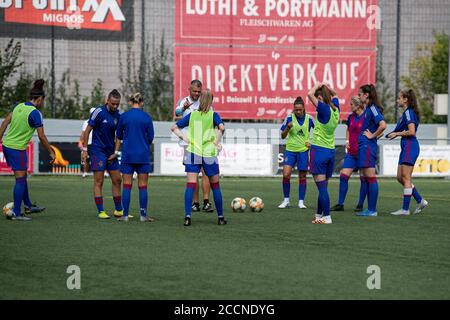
[278,199,290,209]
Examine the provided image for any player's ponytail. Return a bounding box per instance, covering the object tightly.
[199,89,213,113]
[315,85,336,110]
[29,79,46,99]
[294,96,304,106]
[129,92,143,105]
[360,84,384,114]
[400,89,420,118]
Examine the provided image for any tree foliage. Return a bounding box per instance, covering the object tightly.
[0,39,23,116]
[401,32,448,123]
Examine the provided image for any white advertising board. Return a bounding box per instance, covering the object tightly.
[160,143,273,176]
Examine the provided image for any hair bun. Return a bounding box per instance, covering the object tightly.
[32,79,45,91]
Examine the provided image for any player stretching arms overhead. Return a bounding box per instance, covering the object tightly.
[308,82,340,224]
[81,90,124,219]
[278,96,314,209]
[113,93,155,222]
[356,84,387,217]
[171,89,226,227]
[387,89,428,215]
[331,96,368,212]
[175,80,214,213]
[0,79,55,221]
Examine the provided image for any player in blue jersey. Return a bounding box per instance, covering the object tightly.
[113,93,155,222]
[171,89,226,226]
[278,96,314,209]
[81,89,124,219]
[331,96,368,212]
[0,79,55,221]
[308,82,340,224]
[356,84,387,217]
[387,89,428,215]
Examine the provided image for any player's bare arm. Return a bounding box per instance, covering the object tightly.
[0,112,12,143]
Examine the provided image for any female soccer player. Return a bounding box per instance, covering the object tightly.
[387,89,428,215]
[331,96,367,212]
[308,82,340,224]
[356,84,387,217]
[175,80,214,213]
[171,89,226,227]
[0,79,55,221]
[278,96,314,209]
[81,89,124,219]
[113,93,154,222]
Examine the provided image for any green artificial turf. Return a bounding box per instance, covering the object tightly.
[0,176,449,299]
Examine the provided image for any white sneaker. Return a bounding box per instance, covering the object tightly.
[413,199,428,214]
[315,214,323,220]
[117,216,129,222]
[390,209,410,216]
[278,200,290,209]
[140,216,155,222]
[298,201,307,209]
[82,172,87,178]
[312,215,332,224]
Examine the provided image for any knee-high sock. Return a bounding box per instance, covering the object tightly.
[139,186,148,217]
[317,195,323,216]
[366,177,379,212]
[412,185,423,204]
[13,177,27,216]
[184,183,197,218]
[298,178,307,201]
[210,182,223,218]
[282,178,290,199]
[358,176,368,207]
[338,174,350,205]
[23,180,33,208]
[316,180,330,216]
[94,196,104,213]
[402,188,413,211]
[122,184,132,217]
[113,195,123,211]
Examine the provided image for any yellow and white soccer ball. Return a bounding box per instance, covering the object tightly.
[2,202,15,219]
[249,197,264,212]
[231,197,246,212]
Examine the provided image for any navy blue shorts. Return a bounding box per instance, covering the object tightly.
[89,151,120,172]
[310,145,335,178]
[120,163,151,174]
[342,154,359,170]
[283,150,309,171]
[358,141,377,168]
[184,152,219,177]
[2,145,28,171]
[399,139,420,166]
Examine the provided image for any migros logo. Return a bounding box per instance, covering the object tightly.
[2,0,126,31]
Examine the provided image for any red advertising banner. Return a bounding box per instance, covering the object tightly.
[3,0,125,31]
[0,142,34,174]
[174,47,375,120]
[175,0,378,48]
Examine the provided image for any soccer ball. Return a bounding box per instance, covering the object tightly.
[249,197,264,212]
[2,202,15,220]
[231,197,246,212]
